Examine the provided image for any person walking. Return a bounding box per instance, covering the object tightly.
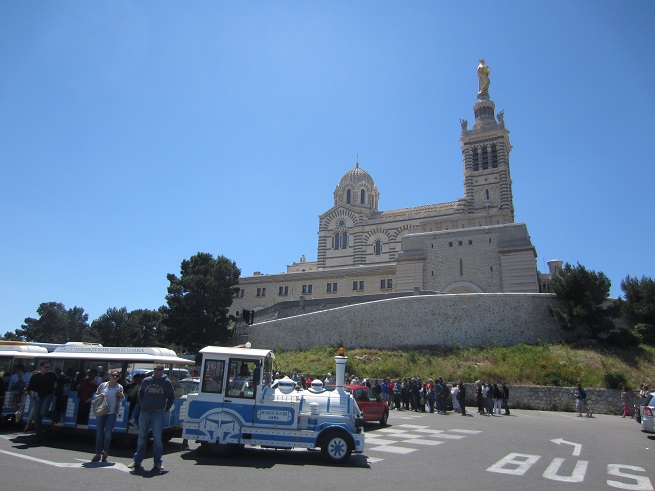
[26,361,57,443]
[457,380,467,416]
[621,387,633,418]
[92,370,124,462]
[575,383,591,417]
[451,383,461,414]
[7,364,30,423]
[501,382,510,415]
[128,364,175,475]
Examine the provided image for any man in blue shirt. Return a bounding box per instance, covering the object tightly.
[128,364,175,475]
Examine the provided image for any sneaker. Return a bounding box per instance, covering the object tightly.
[101,451,108,462]
[128,462,144,473]
[91,454,101,462]
[150,466,168,475]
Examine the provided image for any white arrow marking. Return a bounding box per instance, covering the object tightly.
[0,448,129,473]
[551,438,582,456]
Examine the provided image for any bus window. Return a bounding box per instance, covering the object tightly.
[226,359,257,399]
[202,360,225,394]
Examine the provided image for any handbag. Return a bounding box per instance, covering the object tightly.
[92,393,109,416]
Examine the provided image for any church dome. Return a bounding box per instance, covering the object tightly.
[337,162,376,189]
[333,162,379,212]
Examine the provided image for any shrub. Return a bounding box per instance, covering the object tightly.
[602,328,641,347]
[633,323,655,345]
[603,371,627,389]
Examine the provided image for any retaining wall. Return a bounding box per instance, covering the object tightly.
[237,293,577,350]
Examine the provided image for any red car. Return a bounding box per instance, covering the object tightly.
[346,384,389,425]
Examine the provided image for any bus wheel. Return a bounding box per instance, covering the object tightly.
[320,430,352,464]
[200,441,243,457]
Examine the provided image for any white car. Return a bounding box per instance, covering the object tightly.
[640,391,655,433]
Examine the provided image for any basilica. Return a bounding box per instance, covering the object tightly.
[231,61,557,319]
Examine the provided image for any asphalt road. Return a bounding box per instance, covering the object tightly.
[1,409,653,491]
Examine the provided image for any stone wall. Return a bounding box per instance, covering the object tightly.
[463,384,630,415]
[236,292,576,350]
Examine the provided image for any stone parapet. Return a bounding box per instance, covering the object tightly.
[459,384,633,416]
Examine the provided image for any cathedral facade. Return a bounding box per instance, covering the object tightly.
[231,62,547,318]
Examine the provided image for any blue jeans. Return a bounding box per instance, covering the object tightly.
[133,410,164,468]
[33,394,54,438]
[95,413,117,454]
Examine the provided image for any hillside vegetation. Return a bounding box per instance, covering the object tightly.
[273,343,655,389]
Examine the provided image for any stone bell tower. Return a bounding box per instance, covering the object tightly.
[460,59,515,226]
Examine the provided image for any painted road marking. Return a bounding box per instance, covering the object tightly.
[543,457,588,482]
[368,444,417,454]
[551,438,582,456]
[488,453,654,489]
[0,448,129,473]
[487,453,541,475]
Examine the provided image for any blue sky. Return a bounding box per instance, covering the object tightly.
[1,1,654,334]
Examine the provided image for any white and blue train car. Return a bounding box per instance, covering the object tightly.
[182,345,365,464]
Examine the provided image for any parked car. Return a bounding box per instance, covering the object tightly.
[144,367,191,381]
[640,391,655,432]
[346,384,389,425]
[178,377,200,396]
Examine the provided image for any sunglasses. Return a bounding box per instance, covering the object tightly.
[111,374,120,378]
[154,367,164,371]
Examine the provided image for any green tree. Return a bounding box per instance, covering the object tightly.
[127,308,166,347]
[90,308,166,347]
[17,302,90,343]
[163,252,240,353]
[549,262,614,338]
[90,307,132,346]
[620,275,655,327]
[1,331,22,341]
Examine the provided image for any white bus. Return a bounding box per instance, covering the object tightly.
[1,342,192,441]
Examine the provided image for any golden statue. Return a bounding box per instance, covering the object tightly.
[477,59,490,95]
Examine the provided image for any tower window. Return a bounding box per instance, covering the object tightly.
[360,189,365,204]
[374,240,381,255]
[346,189,351,204]
[342,231,348,249]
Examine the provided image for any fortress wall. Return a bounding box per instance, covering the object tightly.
[239,293,572,350]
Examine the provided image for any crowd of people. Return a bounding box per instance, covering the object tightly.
[1,361,176,473]
[279,371,511,416]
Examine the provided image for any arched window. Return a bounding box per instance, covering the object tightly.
[346,189,351,204]
[334,233,340,250]
[374,240,381,255]
[360,189,365,204]
[341,231,348,249]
